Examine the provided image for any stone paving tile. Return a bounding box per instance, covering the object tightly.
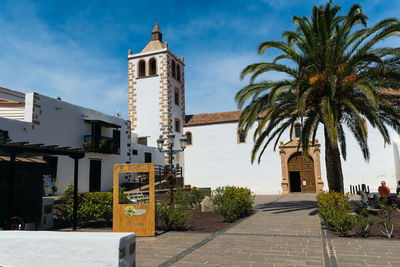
[174,194,324,266]
[330,237,400,267]
[136,193,400,266]
[136,232,211,266]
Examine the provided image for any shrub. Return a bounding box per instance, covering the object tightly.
[212,186,254,222]
[156,187,193,230]
[376,202,396,239]
[316,191,354,236]
[57,187,129,226]
[354,207,374,237]
[156,201,191,230]
[109,186,130,204]
[63,183,75,195]
[172,187,205,211]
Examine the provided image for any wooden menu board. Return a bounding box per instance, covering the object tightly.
[113,163,155,236]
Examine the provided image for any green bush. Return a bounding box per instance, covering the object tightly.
[316,191,354,236]
[354,207,373,237]
[156,187,193,230]
[376,202,396,239]
[57,186,129,226]
[212,186,254,222]
[172,187,205,211]
[109,186,130,204]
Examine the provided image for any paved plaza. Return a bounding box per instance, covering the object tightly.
[136,194,400,266]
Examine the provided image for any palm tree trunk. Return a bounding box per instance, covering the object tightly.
[324,128,344,193]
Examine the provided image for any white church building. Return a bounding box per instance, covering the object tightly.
[128,21,400,194]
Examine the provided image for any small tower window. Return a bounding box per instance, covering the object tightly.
[138,60,146,77]
[175,118,181,133]
[185,132,192,145]
[177,65,181,81]
[174,87,179,106]
[238,130,246,143]
[295,124,301,138]
[172,60,176,78]
[149,58,157,75]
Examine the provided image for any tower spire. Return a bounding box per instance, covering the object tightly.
[151,18,162,42]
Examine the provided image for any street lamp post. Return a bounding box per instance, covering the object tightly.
[157,134,187,203]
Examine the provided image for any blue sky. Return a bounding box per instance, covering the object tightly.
[0,0,398,117]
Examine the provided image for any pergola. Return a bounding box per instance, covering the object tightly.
[0,129,85,230]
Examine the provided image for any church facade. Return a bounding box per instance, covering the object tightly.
[129,22,400,194]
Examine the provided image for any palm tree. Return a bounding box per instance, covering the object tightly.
[235,1,400,193]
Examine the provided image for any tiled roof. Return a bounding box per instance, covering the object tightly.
[0,86,25,96]
[141,40,166,53]
[379,88,400,96]
[185,111,242,126]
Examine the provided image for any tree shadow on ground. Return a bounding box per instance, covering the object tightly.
[256,200,319,216]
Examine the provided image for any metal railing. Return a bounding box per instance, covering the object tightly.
[83,135,120,154]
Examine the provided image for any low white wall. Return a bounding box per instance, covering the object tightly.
[0,231,135,267]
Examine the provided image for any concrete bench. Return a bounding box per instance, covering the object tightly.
[0,231,135,267]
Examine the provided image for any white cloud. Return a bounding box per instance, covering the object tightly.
[0,2,128,117]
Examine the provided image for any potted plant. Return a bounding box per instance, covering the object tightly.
[98,138,106,151]
[83,141,92,150]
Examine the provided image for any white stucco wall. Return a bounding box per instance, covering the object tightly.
[0,231,136,267]
[184,121,399,194]
[129,52,164,148]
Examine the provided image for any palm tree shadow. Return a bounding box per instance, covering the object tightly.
[256,200,319,216]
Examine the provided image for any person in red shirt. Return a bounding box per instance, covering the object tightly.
[378,181,391,203]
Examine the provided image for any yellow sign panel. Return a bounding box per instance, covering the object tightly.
[112,163,155,236]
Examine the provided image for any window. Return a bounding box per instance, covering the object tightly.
[238,130,246,143]
[175,119,181,133]
[138,60,146,77]
[132,149,138,155]
[185,132,192,145]
[138,137,148,145]
[295,124,301,138]
[177,65,181,81]
[171,60,176,77]
[174,87,179,106]
[145,152,152,163]
[149,58,157,75]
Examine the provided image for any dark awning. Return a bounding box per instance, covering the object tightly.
[84,119,121,129]
[0,141,84,158]
[0,156,46,163]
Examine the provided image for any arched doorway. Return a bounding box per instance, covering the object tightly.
[287,152,316,193]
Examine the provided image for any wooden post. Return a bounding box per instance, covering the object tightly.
[73,158,79,231]
[6,154,16,229]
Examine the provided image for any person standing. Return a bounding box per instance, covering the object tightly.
[378,181,391,205]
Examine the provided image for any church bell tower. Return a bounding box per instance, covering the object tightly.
[127,20,185,167]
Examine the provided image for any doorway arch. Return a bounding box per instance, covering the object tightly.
[287,152,316,193]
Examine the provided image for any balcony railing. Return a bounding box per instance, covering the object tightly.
[83,135,120,154]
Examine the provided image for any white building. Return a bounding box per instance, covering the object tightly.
[0,86,163,194]
[129,22,400,194]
